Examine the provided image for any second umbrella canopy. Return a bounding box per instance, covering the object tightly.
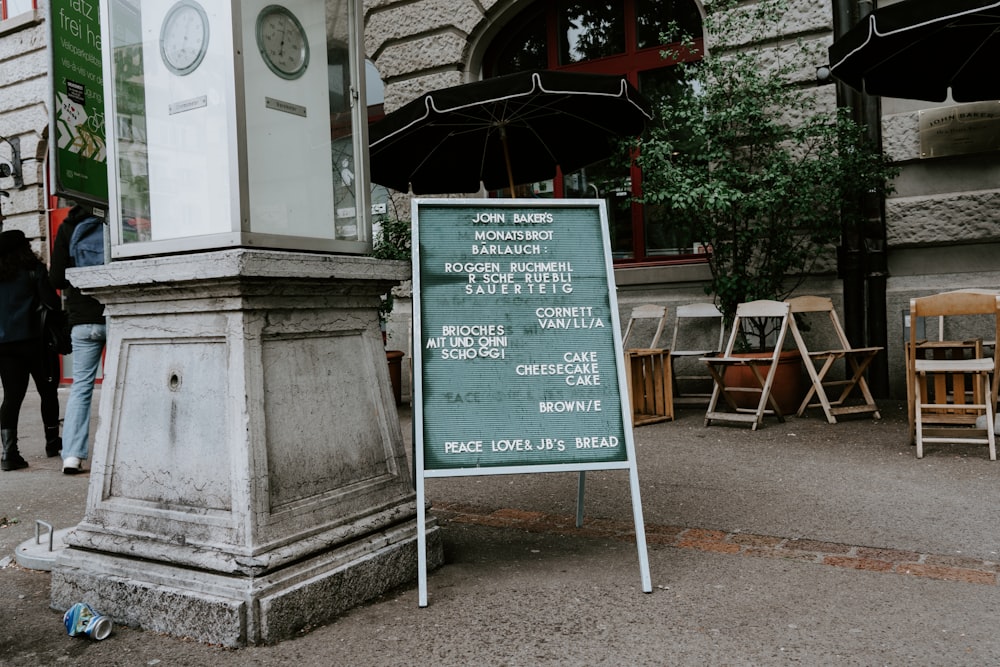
[828,0,1000,102]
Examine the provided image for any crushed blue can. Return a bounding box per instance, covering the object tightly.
[63,602,113,640]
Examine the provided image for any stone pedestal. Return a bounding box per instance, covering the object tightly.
[50,250,441,646]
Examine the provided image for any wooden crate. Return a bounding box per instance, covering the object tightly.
[625,348,674,426]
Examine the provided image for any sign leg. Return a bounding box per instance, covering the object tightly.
[417,473,428,607]
[629,465,652,593]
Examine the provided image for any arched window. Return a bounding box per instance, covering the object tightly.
[483,0,703,264]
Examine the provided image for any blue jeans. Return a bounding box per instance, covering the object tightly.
[62,324,106,461]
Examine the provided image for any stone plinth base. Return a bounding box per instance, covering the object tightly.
[52,518,441,646]
[48,250,441,646]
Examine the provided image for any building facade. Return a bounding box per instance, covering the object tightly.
[365,0,1000,399]
[2,0,998,398]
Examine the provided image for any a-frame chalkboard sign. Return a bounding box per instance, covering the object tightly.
[412,198,651,606]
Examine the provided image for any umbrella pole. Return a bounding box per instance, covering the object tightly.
[499,125,516,196]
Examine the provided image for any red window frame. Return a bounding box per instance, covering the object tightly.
[483,0,704,266]
[1,0,37,20]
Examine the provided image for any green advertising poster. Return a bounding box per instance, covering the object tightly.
[50,0,109,205]
[413,199,633,473]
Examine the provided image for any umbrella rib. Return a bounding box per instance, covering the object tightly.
[952,23,1000,85]
[462,92,644,138]
[403,126,496,190]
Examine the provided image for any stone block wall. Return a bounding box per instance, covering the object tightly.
[882,104,1000,249]
[0,4,51,258]
[364,0,497,112]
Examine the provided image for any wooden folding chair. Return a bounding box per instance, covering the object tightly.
[906,289,1000,444]
[702,300,791,430]
[669,302,725,407]
[786,296,882,424]
[906,288,1000,439]
[622,305,673,426]
[623,304,668,351]
[907,291,1000,460]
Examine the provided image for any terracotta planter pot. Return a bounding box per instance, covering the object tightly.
[722,350,803,415]
[386,350,405,405]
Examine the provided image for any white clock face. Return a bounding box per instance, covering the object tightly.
[256,5,310,80]
[160,1,210,76]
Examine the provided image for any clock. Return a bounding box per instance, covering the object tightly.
[256,5,310,80]
[159,0,210,76]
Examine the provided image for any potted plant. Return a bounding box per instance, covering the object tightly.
[634,0,897,411]
[371,213,412,405]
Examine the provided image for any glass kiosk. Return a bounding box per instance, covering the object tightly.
[107,0,372,255]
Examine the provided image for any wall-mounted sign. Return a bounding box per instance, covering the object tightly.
[50,0,109,206]
[411,198,650,606]
[920,101,1000,159]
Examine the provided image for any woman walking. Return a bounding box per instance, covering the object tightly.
[0,229,63,470]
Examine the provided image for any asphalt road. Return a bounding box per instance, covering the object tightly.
[1,390,999,666]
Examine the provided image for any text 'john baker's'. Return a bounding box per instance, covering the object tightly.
[472,212,554,224]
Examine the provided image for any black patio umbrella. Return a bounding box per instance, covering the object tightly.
[368,70,652,195]
[828,0,1000,102]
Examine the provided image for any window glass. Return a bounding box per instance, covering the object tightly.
[639,66,701,257]
[323,0,369,244]
[483,0,703,264]
[3,0,33,19]
[328,48,358,239]
[634,0,702,50]
[563,158,634,259]
[558,1,625,65]
[488,6,548,76]
[109,0,150,243]
[365,59,384,107]
[365,60,393,229]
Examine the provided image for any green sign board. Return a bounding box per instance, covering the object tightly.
[50,0,109,205]
[413,199,632,473]
[412,198,651,607]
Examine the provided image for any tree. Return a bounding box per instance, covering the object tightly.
[370,214,411,330]
[636,0,897,349]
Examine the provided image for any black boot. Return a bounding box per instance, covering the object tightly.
[1,429,28,471]
[44,425,62,458]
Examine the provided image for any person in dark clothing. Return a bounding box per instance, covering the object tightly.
[0,229,63,470]
[49,204,107,475]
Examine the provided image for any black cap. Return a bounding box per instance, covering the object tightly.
[0,229,28,254]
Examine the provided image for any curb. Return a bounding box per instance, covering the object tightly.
[433,502,999,586]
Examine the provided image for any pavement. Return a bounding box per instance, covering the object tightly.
[2,387,1000,666]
